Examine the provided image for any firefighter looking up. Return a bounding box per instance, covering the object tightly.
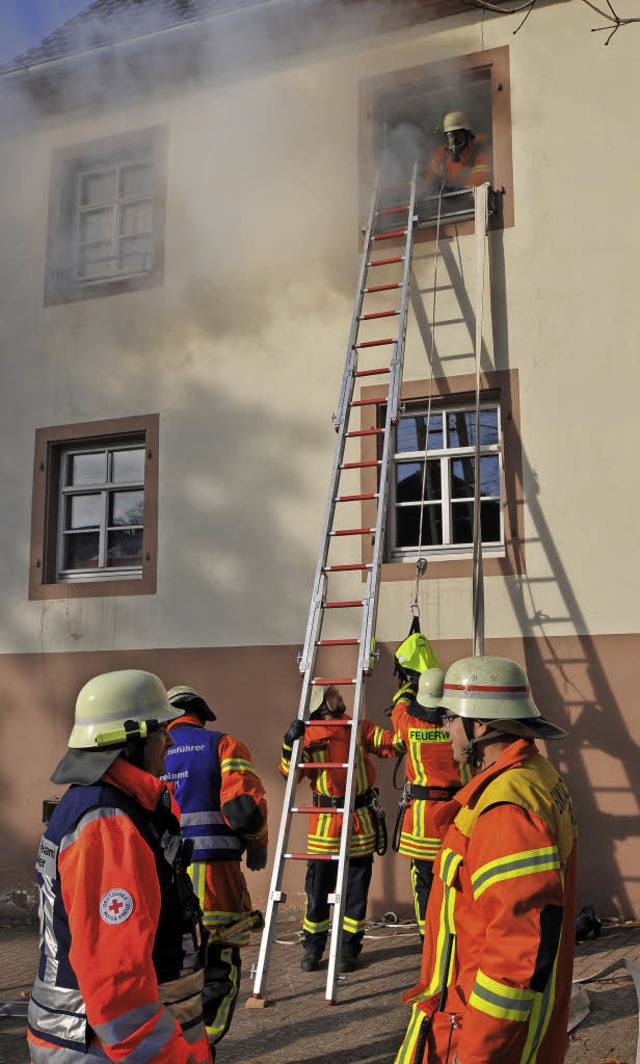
[281,684,402,973]
[390,667,471,938]
[394,656,577,1064]
[163,685,268,1057]
[425,110,491,200]
[27,670,212,1064]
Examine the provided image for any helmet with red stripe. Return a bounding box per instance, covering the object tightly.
[441,656,566,739]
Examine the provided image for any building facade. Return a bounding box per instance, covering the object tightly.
[0,0,638,919]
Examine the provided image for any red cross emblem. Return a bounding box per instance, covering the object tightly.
[100,888,134,925]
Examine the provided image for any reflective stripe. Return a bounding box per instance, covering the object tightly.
[180,811,225,827]
[440,847,463,887]
[343,915,366,934]
[28,1034,108,1062]
[521,942,559,1062]
[393,1002,427,1064]
[30,979,85,1015]
[205,948,238,1045]
[220,758,255,773]
[28,996,87,1046]
[59,808,126,854]
[189,834,243,852]
[74,698,166,725]
[469,970,536,1022]
[93,1001,161,1044]
[115,1007,178,1064]
[471,846,560,899]
[303,916,331,934]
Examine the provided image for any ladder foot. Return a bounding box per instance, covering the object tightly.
[246,995,268,1009]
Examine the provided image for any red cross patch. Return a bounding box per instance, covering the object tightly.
[100,888,134,925]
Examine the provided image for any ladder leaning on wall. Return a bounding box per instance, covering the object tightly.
[250,164,419,1006]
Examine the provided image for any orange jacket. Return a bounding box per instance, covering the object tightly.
[395,740,578,1064]
[28,756,211,1064]
[280,715,402,856]
[425,134,491,193]
[391,696,470,861]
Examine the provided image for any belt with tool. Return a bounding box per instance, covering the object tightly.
[312,789,373,810]
[409,784,460,801]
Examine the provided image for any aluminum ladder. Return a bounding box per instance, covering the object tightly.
[251,164,419,1006]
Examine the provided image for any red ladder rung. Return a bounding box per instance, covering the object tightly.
[292,807,345,815]
[305,719,352,726]
[317,637,361,645]
[373,229,407,241]
[364,282,401,293]
[336,492,377,502]
[340,459,381,469]
[351,397,387,407]
[323,563,372,571]
[369,256,403,267]
[329,528,374,537]
[285,852,338,861]
[355,367,390,377]
[311,677,356,685]
[346,427,384,437]
[300,762,348,770]
[323,598,365,607]
[376,203,409,216]
[355,338,395,349]
[359,310,399,320]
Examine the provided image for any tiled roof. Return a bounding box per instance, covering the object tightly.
[5,0,262,72]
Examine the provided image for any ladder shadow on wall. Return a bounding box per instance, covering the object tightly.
[409,229,640,917]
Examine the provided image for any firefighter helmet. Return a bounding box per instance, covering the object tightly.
[441,656,566,739]
[69,670,181,749]
[309,685,330,715]
[443,111,471,134]
[167,684,216,722]
[416,667,445,709]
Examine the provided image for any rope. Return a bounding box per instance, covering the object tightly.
[472,184,489,657]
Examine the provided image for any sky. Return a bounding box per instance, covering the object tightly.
[0,0,89,65]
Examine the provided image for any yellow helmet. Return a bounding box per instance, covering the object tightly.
[443,111,470,135]
[309,685,330,715]
[69,670,181,749]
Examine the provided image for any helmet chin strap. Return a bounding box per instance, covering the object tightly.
[461,718,504,770]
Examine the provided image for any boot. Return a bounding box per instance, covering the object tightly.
[300,947,323,971]
[339,943,360,973]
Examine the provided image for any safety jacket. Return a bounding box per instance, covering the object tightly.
[27,757,211,1064]
[395,739,578,1064]
[425,134,491,193]
[280,715,402,857]
[166,715,268,946]
[391,695,470,861]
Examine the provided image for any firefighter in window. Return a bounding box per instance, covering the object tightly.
[424,110,491,212]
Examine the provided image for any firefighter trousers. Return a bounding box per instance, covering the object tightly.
[203,943,241,1050]
[302,854,373,954]
[410,859,434,938]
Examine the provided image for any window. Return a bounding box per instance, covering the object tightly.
[359,46,513,238]
[358,370,524,581]
[45,127,167,305]
[391,404,502,559]
[29,414,159,600]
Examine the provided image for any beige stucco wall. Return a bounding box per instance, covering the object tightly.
[1,3,640,912]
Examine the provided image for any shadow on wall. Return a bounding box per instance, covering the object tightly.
[409,224,640,919]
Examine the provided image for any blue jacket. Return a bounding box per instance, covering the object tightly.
[163,723,244,862]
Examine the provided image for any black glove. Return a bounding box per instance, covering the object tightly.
[245,845,268,872]
[284,719,306,746]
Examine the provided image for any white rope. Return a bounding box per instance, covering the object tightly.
[472,184,489,657]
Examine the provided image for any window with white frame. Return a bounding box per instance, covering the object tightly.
[390,403,503,559]
[57,441,145,581]
[45,127,166,305]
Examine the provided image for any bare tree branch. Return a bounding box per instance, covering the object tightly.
[454,0,640,41]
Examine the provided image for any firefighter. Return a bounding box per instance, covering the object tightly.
[425,111,491,200]
[394,656,577,1064]
[163,685,267,1056]
[281,684,402,973]
[391,667,471,937]
[27,669,212,1064]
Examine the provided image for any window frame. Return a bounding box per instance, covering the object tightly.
[359,45,513,242]
[29,414,159,600]
[359,370,525,581]
[390,401,504,561]
[44,126,167,306]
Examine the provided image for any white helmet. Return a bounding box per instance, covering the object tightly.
[416,668,445,709]
[441,656,566,739]
[443,110,471,135]
[69,670,181,749]
[309,685,330,715]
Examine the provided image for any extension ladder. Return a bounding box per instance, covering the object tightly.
[251,165,419,1005]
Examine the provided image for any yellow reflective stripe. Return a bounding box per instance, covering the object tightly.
[356,749,367,792]
[411,739,427,786]
[205,947,238,1042]
[221,757,256,774]
[521,943,558,1063]
[343,915,365,933]
[419,880,456,999]
[394,1002,428,1064]
[459,763,472,785]
[410,864,425,934]
[471,846,560,900]
[469,970,536,1022]
[303,916,330,933]
[399,833,441,861]
[440,848,463,887]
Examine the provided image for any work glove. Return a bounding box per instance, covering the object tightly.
[246,845,268,872]
[283,718,306,746]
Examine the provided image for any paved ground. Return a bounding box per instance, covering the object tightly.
[1,914,639,1063]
